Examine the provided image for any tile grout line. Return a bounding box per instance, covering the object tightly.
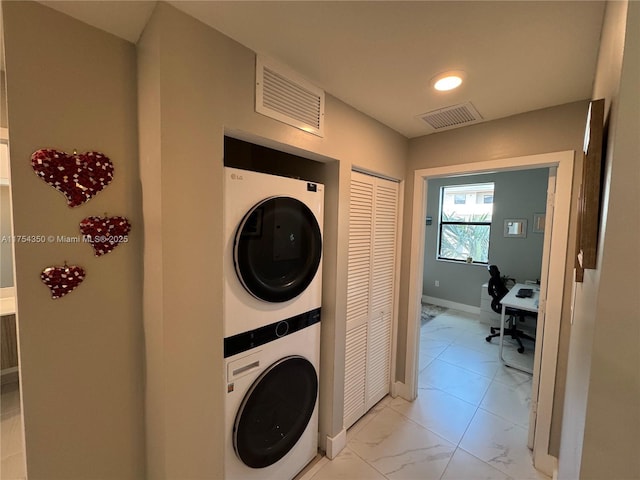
[424,309,532,480]
[314,309,538,480]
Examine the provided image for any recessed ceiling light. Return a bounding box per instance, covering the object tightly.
[434,76,462,91]
[432,71,465,92]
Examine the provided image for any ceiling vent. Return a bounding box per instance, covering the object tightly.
[256,56,325,137]
[418,102,483,131]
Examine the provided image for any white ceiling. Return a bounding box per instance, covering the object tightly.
[33,1,606,138]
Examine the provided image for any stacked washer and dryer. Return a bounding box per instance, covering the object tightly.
[223,167,324,480]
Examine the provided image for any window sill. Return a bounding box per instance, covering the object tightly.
[436,258,489,267]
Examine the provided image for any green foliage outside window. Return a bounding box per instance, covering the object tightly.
[439,212,491,263]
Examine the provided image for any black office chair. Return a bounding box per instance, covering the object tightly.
[485,265,536,354]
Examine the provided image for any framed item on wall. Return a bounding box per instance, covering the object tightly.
[533,213,545,233]
[575,98,605,282]
[504,218,527,238]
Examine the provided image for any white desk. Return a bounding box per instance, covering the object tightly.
[499,283,539,374]
[0,287,16,316]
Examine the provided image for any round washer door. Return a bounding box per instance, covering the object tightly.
[233,356,318,469]
[234,196,322,302]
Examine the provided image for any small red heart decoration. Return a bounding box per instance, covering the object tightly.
[40,264,86,299]
[31,149,114,207]
[79,216,132,256]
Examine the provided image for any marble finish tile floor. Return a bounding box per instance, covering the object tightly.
[305,308,547,480]
[2,308,544,480]
[1,381,26,480]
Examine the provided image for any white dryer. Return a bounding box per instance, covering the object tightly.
[223,167,324,338]
[224,314,320,480]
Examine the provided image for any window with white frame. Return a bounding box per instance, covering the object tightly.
[438,182,494,263]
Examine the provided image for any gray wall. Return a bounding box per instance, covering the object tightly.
[423,169,549,307]
[1,71,11,287]
[0,186,12,287]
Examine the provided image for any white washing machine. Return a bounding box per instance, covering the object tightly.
[224,314,320,480]
[223,167,324,338]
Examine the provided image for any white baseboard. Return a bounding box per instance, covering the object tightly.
[325,428,347,459]
[534,452,558,478]
[392,381,414,401]
[422,295,481,316]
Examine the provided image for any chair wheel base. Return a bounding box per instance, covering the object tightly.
[517,346,525,354]
[485,336,492,342]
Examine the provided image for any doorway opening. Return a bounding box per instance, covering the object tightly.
[404,151,575,476]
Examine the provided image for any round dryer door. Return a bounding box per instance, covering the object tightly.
[234,196,322,302]
[233,356,318,468]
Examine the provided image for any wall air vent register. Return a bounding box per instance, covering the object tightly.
[256,56,325,137]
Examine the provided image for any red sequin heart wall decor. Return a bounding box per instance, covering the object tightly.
[40,264,86,299]
[31,149,114,207]
[79,216,131,256]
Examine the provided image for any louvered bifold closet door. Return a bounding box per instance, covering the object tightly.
[343,171,399,430]
[343,173,374,429]
[366,178,399,408]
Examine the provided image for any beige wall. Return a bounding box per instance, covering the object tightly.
[399,100,589,456]
[1,2,406,477]
[1,71,7,128]
[3,2,145,478]
[138,3,407,477]
[559,1,640,478]
[136,8,164,479]
[8,1,633,477]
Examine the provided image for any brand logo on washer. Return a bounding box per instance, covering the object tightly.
[230,173,244,180]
